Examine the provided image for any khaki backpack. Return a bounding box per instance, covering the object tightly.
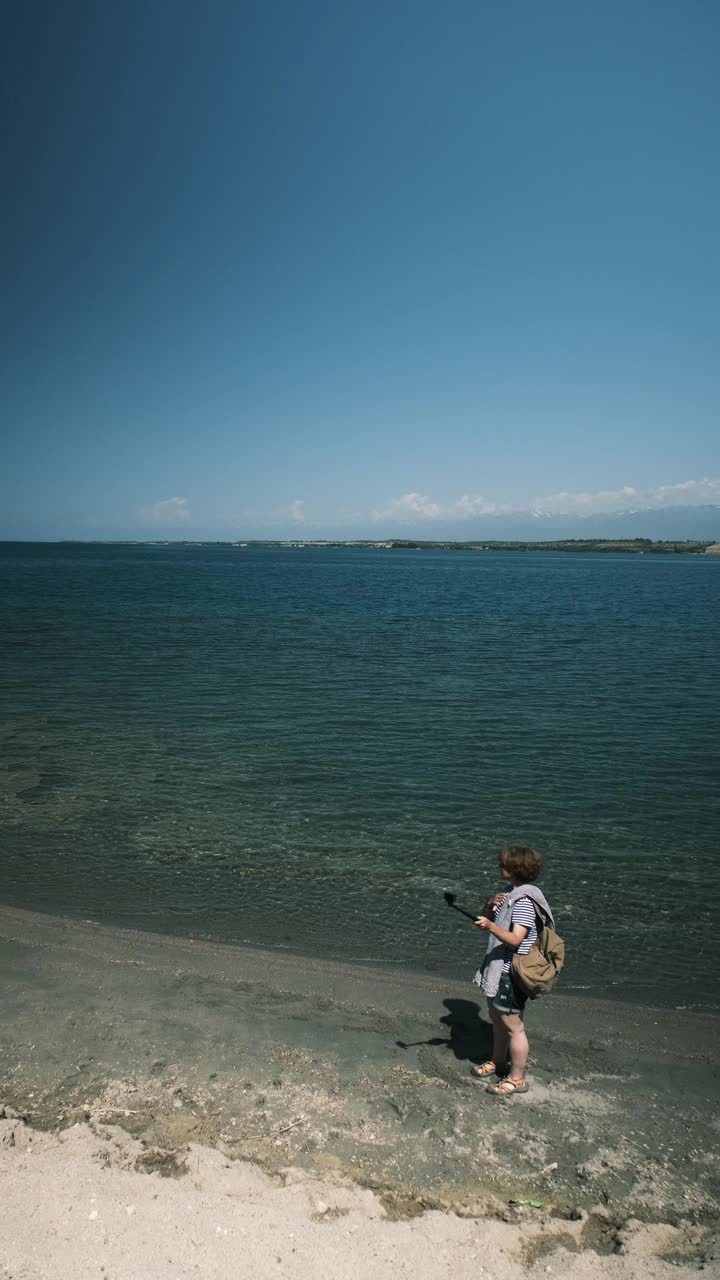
[511,902,565,998]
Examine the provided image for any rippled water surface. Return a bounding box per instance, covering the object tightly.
[1,542,718,1007]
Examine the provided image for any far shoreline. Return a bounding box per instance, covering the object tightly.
[1,537,719,553]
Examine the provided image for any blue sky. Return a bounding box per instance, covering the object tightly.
[2,0,719,539]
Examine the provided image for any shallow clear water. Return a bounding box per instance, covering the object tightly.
[0,542,718,1007]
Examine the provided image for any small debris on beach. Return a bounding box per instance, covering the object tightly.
[275,1118,305,1135]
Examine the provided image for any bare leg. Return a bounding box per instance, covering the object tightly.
[500,1011,529,1080]
[486,999,510,1068]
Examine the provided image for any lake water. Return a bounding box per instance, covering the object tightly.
[0,542,718,1008]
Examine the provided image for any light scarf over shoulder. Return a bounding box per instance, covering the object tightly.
[473,883,555,998]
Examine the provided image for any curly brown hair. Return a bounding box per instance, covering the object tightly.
[499,845,544,883]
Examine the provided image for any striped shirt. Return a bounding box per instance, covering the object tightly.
[495,895,537,973]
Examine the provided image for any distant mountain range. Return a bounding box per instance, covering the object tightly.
[413,503,720,542]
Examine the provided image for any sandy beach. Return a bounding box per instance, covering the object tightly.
[2,1111,715,1280]
[0,906,718,1277]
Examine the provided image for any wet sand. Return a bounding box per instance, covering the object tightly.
[0,906,718,1275]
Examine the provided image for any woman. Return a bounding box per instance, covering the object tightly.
[471,845,554,1096]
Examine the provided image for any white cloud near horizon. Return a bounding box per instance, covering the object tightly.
[131,480,718,536]
[139,496,191,525]
[371,478,720,524]
[370,492,442,523]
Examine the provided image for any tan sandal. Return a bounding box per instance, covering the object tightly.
[487,1076,528,1096]
[471,1061,499,1078]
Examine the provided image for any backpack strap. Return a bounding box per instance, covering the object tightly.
[511,887,554,931]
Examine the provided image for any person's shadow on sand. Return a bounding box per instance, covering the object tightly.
[396,998,492,1065]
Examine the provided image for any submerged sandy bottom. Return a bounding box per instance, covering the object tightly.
[0,906,718,1276]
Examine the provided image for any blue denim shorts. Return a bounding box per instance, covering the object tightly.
[491,969,528,1016]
